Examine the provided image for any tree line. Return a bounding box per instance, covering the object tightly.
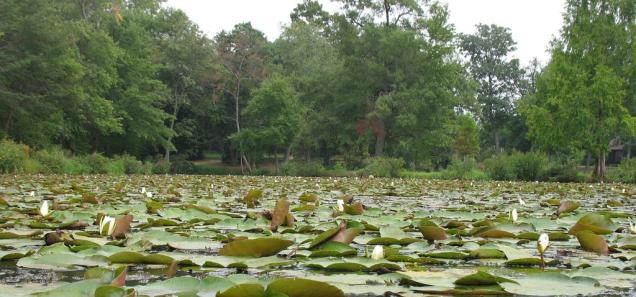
[0,0,634,179]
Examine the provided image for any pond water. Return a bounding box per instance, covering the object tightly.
[0,175,635,296]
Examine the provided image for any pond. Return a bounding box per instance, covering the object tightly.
[0,175,635,296]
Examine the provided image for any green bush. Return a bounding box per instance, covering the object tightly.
[282,161,326,177]
[170,159,195,174]
[441,157,488,180]
[0,139,30,173]
[77,153,111,174]
[360,157,405,177]
[510,151,547,181]
[33,147,70,174]
[114,154,151,174]
[484,154,515,181]
[541,159,581,182]
[152,160,171,174]
[608,158,636,183]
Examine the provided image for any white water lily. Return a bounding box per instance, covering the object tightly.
[518,197,526,206]
[371,245,384,260]
[29,191,35,197]
[629,219,636,234]
[537,233,549,254]
[510,208,518,223]
[99,216,117,236]
[145,191,152,198]
[39,200,49,217]
[337,199,345,212]
[141,187,146,194]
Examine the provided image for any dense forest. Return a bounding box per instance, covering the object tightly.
[0,0,635,181]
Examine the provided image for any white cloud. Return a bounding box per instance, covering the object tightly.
[164,0,565,64]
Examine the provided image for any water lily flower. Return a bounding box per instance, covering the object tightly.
[99,216,117,236]
[537,232,549,270]
[510,208,518,223]
[629,218,636,234]
[29,191,35,197]
[145,191,152,198]
[337,199,345,212]
[537,233,549,254]
[39,200,49,217]
[371,245,384,260]
[518,197,526,206]
[141,187,146,194]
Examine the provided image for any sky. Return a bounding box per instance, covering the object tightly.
[164,0,566,64]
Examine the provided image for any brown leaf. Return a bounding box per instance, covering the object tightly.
[344,202,364,215]
[270,199,290,232]
[112,214,133,239]
[110,266,128,287]
[576,230,609,255]
[165,261,178,278]
[557,200,580,216]
[330,222,362,244]
[284,213,295,227]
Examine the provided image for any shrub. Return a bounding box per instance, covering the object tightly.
[510,151,547,181]
[170,159,195,174]
[0,140,30,173]
[114,154,150,174]
[484,154,515,181]
[282,161,325,177]
[541,159,581,182]
[360,157,405,177]
[33,147,71,174]
[152,160,171,174]
[608,158,636,183]
[104,158,126,175]
[65,158,90,174]
[441,157,488,180]
[77,153,111,174]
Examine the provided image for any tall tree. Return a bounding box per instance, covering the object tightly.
[215,23,268,172]
[152,8,215,162]
[230,76,303,172]
[524,0,636,180]
[460,24,524,153]
[329,1,474,167]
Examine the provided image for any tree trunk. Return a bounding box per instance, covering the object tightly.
[627,143,632,159]
[4,108,14,134]
[374,118,385,157]
[164,93,180,163]
[494,130,501,154]
[284,145,292,164]
[594,152,606,181]
[274,149,280,173]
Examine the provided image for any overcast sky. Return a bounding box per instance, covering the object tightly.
[164,0,566,64]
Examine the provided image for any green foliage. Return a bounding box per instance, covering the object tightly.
[484,154,516,181]
[440,158,488,180]
[281,161,325,177]
[169,157,195,174]
[231,76,303,168]
[77,153,111,174]
[461,24,524,152]
[541,159,585,183]
[451,116,480,159]
[607,158,636,183]
[0,139,29,173]
[33,147,72,174]
[360,157,405,177]
[524,0,636,179]
[113,154,151,174]
[510,151,547,181]
[152,160,171,175]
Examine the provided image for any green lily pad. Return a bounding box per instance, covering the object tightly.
[219,238,294,257]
